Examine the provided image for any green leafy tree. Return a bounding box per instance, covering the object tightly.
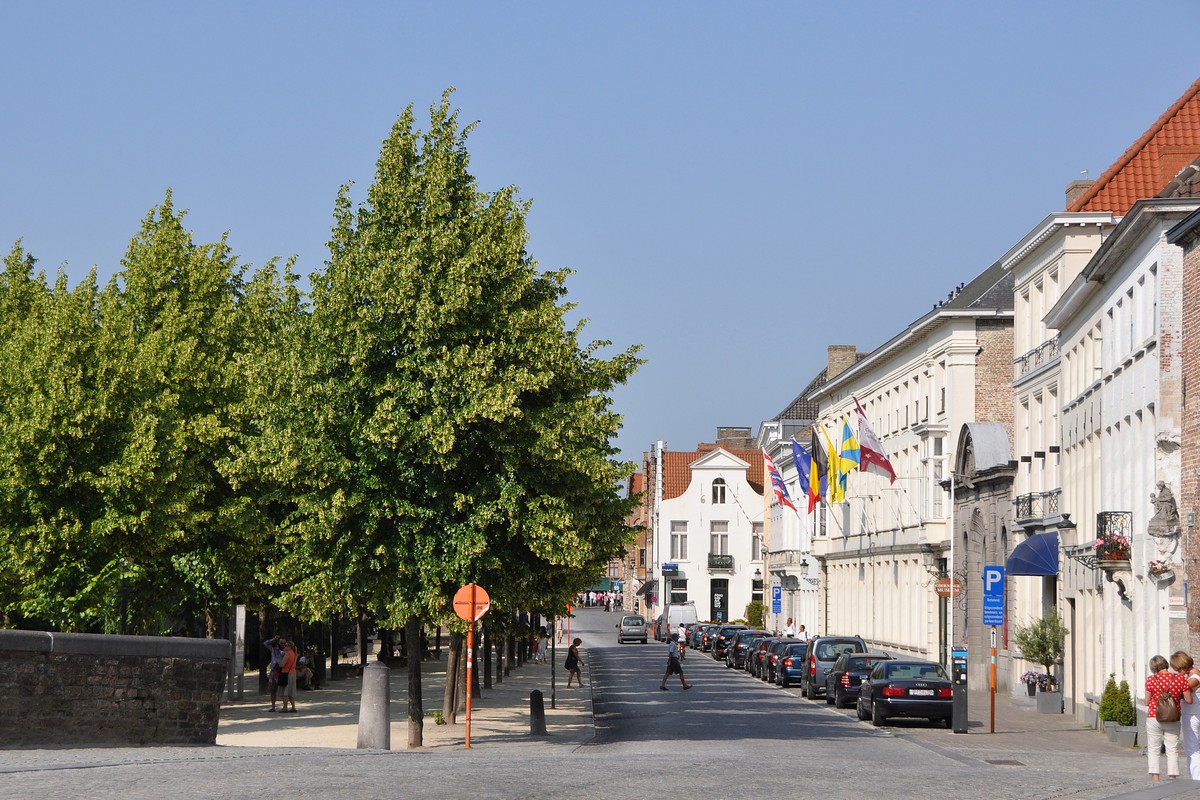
[269,91,640,746]
[1099,673,1119,722]
[1012,610,1068,685]
[745,600,765,629]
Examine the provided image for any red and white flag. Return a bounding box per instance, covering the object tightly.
[853,397,896,484]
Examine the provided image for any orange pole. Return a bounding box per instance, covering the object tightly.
[465,584,476,748]
[990,626,997,734]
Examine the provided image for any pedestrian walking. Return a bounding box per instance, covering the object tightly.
[1170,650,1200,780]
[1145,654,1191,781]
[264,635,284,712]
[279,639,299,713]
[659,633,692,691]
[565,638,585,687]
[539,627,550,664]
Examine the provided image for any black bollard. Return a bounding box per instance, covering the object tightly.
[530,689,548,736]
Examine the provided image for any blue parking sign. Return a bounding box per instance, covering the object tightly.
[982,566,1005,626]
[771,584,782,614]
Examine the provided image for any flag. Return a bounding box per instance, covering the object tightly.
[838,419,861,496]
[810,430,829,509]
[762,450,796,512]
[790,438,812,501]
[853,396,897,483]
[820,425,843,503]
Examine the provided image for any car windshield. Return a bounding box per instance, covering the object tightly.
[787,644,808,656]
[816,641,862,660]
[623,617,644,626]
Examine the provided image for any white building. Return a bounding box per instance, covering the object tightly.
[643,435,766,625]
[1046,197,1199,716]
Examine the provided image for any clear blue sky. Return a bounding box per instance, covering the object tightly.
[2,3,1197,467]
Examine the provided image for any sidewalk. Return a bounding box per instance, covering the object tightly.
[214,653,592,750]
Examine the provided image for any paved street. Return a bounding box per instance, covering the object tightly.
[0,609,1196,799]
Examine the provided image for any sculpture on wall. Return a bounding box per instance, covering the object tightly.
[1147,480,1181,561]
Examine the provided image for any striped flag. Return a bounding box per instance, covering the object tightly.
[853,396,897,483]
[762,450,797,511]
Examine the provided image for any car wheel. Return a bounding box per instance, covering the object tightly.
[856,700,869,721]
[806,679,818,700]
[825,686,835,705]
[942,717,953,729]
[779,676,788,688]
[871,702,887,727]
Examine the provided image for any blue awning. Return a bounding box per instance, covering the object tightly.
[1007,531,1060,576]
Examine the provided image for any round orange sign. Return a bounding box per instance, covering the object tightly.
[453,583,491,621]
[934,577,962,598]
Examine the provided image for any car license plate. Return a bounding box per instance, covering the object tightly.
[909,689,934,696]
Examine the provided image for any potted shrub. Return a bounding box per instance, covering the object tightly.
[1098,673,1119,734]
[1110,679,1138,747]
[1021,670,1050,697]
[1012,611,1068,713]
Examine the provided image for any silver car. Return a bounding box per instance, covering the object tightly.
[616,614,648,644]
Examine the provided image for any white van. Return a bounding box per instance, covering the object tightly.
[665,602,698,638]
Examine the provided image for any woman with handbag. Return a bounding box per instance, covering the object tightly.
[1171,651,1200,780]
[1145,654,1192,781]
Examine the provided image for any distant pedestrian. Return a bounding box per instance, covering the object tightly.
[279,639,299,713]
[264,635,284,712]
[795,625,809,642]
[783,617,795,637]
[659,633,691,691]
[565,638,584,687]
[1170,651,1200,780]
[1146,654,1191,781]
[538,627,550,664]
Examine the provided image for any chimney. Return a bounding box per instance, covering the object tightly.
[827,345,857,380]
[715,427,754,450]
[1065,179,1094,208]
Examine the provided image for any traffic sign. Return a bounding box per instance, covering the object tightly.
[771,585,782,614]
[453,583,491,622]
[982,566,1005,626]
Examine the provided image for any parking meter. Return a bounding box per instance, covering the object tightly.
[951,647,968,733]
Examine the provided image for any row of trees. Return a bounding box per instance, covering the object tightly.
[0,92,640,744]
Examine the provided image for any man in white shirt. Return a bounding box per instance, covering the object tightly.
[796,625,809,642]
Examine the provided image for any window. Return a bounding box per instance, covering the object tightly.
[639,547,646,567]
[710,521,729,555]
[670,579,688,604]
[751,522,763,561]
[670,521,688,561]
[711,478,727,504]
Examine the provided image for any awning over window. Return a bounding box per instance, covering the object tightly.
[635,580,657,597]
[1007,531,1060,576]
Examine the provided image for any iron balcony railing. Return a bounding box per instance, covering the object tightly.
[1014,335,1060,378]
[1014,489,1062,521]
[708,553,734,570]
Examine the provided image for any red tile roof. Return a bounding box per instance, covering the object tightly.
[1068,78,1200,214]
[662,448,764,500]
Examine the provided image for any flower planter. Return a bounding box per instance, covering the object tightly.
[1149,569,1175,584]
[1025,683,1037,697]
[1096,559,1131,572]
[1113,725,1138,748]
[1037,688,1062,714]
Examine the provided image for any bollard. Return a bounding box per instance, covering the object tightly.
[357,661,391,750]
[530,689,548,736]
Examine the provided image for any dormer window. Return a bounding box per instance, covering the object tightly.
[711,478,727,504]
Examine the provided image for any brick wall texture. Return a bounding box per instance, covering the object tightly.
[975,319,1015,438]
[0,632,229,747]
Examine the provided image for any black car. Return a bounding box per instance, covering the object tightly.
[856,659,953,727]
[711,625,749,660]
[764,638,801,684]
[825,652,892,707]
[745,636,774,676]
[750,637,783,678]
[726,630,770,669]
[776,642,809,688]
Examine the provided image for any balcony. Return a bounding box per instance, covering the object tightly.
[1014,489,1061,522]
[1014,335,1060,379]
[708,553,734,571]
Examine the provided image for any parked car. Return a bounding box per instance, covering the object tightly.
[825,651,892,707]
[742,636,769,675]
[764,638,801,684]
[856,659,953,727]
[699,624,723,651]
[691,624,714,650]
[615,614,648,644]
[726,630,770,669]
[711,625,749,660]
[749,637,780,678]
[776,641,809,688]
[799,635,868,699]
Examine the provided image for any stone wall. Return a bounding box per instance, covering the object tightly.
[0,630,230,747]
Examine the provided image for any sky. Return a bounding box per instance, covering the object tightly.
[2,3,1198,470]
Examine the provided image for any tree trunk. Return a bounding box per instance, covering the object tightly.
[357,612,369,667]
[494,633,503,684]
[404,616,423,748]
[442,631,462,724]
[482,622,492,690]
[328,616,339,681]
[456,634,468,712]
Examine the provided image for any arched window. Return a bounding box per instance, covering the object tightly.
[712,478,727,504]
